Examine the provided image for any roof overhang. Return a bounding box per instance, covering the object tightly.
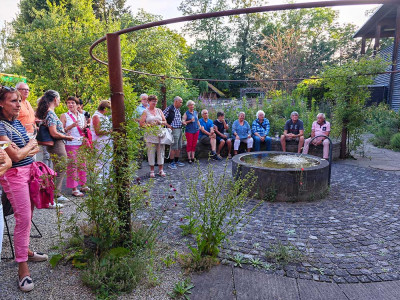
[353,4,399,39]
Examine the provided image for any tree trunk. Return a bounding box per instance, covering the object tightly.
[340,125,347,159]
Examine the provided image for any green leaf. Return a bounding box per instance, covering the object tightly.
[49,254,63,268]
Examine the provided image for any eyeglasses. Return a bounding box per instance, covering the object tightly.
[17,88,30,92]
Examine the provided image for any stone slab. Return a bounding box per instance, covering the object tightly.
[191,265,235,300]
[177,139,341,160]
[339,281,400,300]
[297,279,347,300]
[234,268,299,300]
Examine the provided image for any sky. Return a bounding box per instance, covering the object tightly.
[1,0,380,35]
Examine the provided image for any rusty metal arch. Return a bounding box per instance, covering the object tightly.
[89,1,396,83]
[89,0,396,117]
[90,1,396,237]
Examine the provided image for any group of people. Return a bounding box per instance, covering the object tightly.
[137,94,331,178]
[0,86,331,292]
[0,83,113,292]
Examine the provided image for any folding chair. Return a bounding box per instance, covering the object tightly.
[2,190,42,260]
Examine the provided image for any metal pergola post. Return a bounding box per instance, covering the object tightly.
[106,33,131,238]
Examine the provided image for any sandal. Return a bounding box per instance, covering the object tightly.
[158,170,166,177]
[150,171,155,178]
[80,186,90,192]
[72,190,84,197]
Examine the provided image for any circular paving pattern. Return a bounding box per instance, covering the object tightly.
[144,160,400,283]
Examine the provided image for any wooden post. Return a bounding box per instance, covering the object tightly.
[361,37,366,55]
[388,6,400,107]
[161,76,167,110]
[373,23,381,57]
[106,33,132,239]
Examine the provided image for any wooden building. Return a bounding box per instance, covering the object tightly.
[353,3,400,111]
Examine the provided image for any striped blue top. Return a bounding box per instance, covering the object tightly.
[0,120,33,168]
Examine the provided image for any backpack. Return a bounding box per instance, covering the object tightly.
[165,105,175,125]
[29,162,57,209]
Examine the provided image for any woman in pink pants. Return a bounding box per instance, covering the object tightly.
[60,96,88,196]
[0,86,44,292]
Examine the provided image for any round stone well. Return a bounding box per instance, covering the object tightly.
[232,151,330,202]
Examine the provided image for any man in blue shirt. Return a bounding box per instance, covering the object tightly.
[136,93,149,117]
[251,110,272,151]
[199,109,221,160]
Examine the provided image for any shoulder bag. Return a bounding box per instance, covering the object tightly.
[159,127,174,145]
[67,112,93,148]
[37,123,55,146]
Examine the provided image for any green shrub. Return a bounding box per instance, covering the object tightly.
[390,132,400,150]
[81,251,146,299]
[183,163,259,258]
[367,104,400,148]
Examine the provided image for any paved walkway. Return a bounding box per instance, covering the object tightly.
[191,264,400,300]
[180,140,400,299]
[336,134,400,175]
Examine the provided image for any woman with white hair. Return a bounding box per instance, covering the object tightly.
[231,112,253,155]
[251,110,271,151]
[182,100,200,164]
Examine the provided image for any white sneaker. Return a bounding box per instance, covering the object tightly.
[18,275,34,292]
[48,203,64,209]
[57,195,69,202]
[28,252,49,262]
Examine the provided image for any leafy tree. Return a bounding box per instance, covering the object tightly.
[261,8,360,74]
[17,0,62,25]
[124,10,198,103]
[178,0,232,94]
[17,0,129,24]
[322,57,387,158]
[92,0,130,21]
[252,28,306,93]
[11,0,135,101]
[0,22,23,73]
[229,0,267,81]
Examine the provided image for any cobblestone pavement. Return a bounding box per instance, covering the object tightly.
[142,159,400,284]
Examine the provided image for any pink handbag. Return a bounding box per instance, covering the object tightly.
[29,162,57,209]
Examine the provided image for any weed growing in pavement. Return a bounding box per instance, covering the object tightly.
[265,240,304,266]
[169,278,195,300]
[179,246,219,273]
[162,253,177,268]
[182,162,259,259]
[231,253,246,268]
[285,229,296,236]
[249,257,263,269]
[263,262,274,271]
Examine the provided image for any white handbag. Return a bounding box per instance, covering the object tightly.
[159,128,174,145]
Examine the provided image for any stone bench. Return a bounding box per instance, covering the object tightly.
[173,138,340,160]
